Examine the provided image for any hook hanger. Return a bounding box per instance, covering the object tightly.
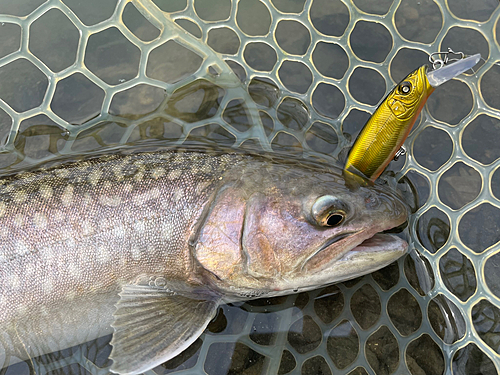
[429,48,466,70]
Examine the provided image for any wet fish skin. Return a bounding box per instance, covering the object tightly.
[0,149,408,374]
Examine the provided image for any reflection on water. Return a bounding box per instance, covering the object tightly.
[0,0,499,374]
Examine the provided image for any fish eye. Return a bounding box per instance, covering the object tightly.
[311,195,348,227]
[400,81,412,94]
[325,213,344,227]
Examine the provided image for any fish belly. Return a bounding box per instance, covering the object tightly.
[0,291,116,367]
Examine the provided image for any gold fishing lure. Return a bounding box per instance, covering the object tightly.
[345,66,434,181]
[345,51,481,182]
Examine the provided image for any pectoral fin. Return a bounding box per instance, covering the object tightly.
[109,283,220,375]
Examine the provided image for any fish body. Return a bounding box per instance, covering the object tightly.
[0,148,408,374]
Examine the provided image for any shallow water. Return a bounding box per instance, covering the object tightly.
[0,0,499,374]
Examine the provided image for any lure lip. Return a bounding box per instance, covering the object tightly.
[426,53,481,87]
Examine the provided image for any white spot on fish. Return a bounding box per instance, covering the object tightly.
[130,246,142,260]
[82,220,93,235]
[82,192,92,206]
[99,195,122,207]
[15,240,30,257]
[61,185,74,206]
[152,167,165,179]
[183,208,193,220]
[134,220,146,233]
[113,167,124,181]
[14,214,24,226]
[133,188,161,206]
[3,184,14,193]
[39,185,53,200]
[173,189,184,203]
[123,183,133,193]
[66,238,76,248]
[200,163,212,174]
[0,227,9,237]
[7,273,20,289]
[114,225,126,238]
[43,247,57,263]
[17,304,28,316]
[33,212,47,229]
[134,171,144,182]
[160,198,171,210]
[56,169,69,178]
[150,188,161,199]
[168,169,182,180]
[67,262,82,280]
[52,209,64,222]
[195,181,211,195]
[161,222,173,239]
[96,246,110,263]
[88,169,102,186]
[13,191,26,203]
[42,279,53,294]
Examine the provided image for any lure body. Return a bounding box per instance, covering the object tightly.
[345,52,481,181]
[345,66,434,181]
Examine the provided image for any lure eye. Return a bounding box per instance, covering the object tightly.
[311,195,348,227]
[400,81,412,94]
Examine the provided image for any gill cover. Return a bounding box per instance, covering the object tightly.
[345,65,434,181]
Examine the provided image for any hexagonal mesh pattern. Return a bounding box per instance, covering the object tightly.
[0,0,499,374]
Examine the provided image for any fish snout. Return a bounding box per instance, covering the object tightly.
[362,188,409,227]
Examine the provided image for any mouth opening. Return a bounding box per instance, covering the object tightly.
[348,223,409,256]
[316,232,356,253]
[305,217,409,272]
[341,218,409,258]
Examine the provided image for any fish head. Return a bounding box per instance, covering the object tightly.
[385,65,434,121]
[194,160,409,299]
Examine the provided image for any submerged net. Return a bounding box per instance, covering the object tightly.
[0,0,499,374]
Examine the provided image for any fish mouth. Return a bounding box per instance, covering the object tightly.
[339,219,409,262]
[305,218,409,273]
[339,232,408,262]
[315,232,356,253]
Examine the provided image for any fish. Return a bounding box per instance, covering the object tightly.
[345,53,481,181]
[0,147,409,374]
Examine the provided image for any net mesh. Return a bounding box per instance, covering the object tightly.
[0,0,500,374]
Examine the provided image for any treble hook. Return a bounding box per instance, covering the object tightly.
[429,48,466,70]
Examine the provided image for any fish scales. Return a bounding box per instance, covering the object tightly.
[0,151,236,358]
[0,149,409,374]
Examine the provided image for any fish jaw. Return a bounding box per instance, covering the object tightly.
[301,212,407,274]
[272,233,407,296]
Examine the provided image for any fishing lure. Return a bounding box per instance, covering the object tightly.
[345,49,481,182]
